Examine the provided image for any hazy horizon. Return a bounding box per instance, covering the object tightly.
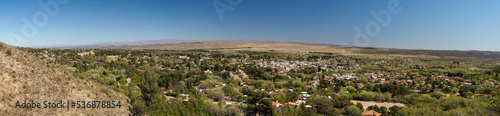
[1,0,499,51]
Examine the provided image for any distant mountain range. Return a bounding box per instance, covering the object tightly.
[35,39,353,48]
[30,39,500,61]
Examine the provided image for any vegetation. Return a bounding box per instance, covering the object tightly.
[16,47,500,115]
[0,45,130,115]
[6,49,11,56]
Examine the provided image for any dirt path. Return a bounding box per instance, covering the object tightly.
[164,95,175,100]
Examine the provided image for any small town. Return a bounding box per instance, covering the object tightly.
[21,48,500,115]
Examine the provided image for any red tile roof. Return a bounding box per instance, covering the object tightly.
[362,110,381,116]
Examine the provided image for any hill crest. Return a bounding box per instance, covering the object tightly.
[0,42,130,115]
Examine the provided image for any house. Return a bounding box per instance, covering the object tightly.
[272,101,282,107]
[284,102,300,105]
[296,100,306,104]
[77,51,94,56]
[362,110,381,116]
[125,78,131,85]
[225,101,232,105]
[357,83,365,88]
[179,94,190,99]
[178,55,189,59]
[236,69,245,74]
[301,92,311,98]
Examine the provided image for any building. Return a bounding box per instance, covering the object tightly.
[225,101,232,105]
[284,102,300,106]
[272,101,282,107]
[300,92,311,98]
[179,94,190,99]
[296,100,306,104]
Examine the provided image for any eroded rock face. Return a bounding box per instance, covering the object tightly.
[0,42,130,115]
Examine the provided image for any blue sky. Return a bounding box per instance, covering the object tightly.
[0,0,499,51]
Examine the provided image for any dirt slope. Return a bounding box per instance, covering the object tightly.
[0,42,130,115]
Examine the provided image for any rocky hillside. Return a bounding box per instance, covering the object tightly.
[0,42,130,115]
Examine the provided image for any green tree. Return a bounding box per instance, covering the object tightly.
[319,80,330,88]
[379,106,388,115]
[139,71,160,106]
[314,98,335,115]
[132,74,141,84]
[344,105,362,116]
[222,72,231,80]
[222,86,237,97]
[389,105,402,116]
[356,103,364,111]
[207,91,224,101]
[131,100,146,115]
[443,87,452,93]
[118,78,128,85]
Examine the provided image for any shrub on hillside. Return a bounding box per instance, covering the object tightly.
[6,50,12,56]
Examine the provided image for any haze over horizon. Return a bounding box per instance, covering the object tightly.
[1,0,499,51]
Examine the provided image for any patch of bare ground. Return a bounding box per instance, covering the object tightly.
[351,100,405,111]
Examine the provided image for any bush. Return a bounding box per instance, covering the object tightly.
[494,65,500,73]
[403,93,436,104]
[118,78,128,85]
[105,77,116,85]
[356,103,364,111]
[222,86,237,97]
[207,105,226,116]
[344,105,362,116]
[313,97,336,115]
[131,100,147,115]
[430,91,445,99]
[379,106,388,115]
[226,106,243,116]
[389,105,402,115]
[353,91,376,101]
[6,50,12,56]
[207,91,224,101]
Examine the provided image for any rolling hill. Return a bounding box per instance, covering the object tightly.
[0,42,130,115]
